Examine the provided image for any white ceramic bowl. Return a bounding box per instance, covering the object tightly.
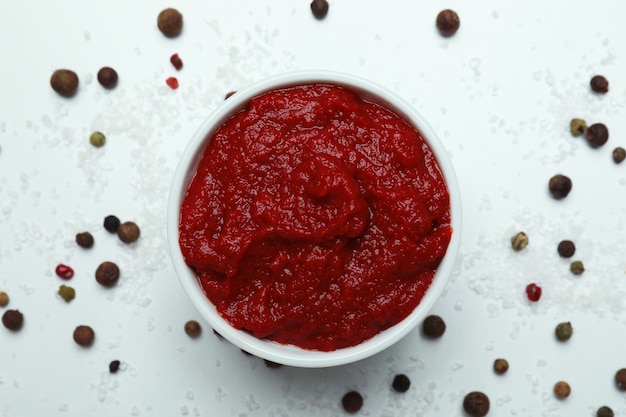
[167,70,461,368]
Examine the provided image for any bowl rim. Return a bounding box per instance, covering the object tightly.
[167,70,462,368]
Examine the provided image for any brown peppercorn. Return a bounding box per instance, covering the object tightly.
[548,174,572,199]
[613,147,626,164]
[569,118,587,137]
[436,9,460,37]
[554,381,571,399]
[50,69,79,97]
[493,358,509,374]
[184,320,201,338]
[2,309,23,331]
[555,322,573,341]
[0,291,9,307]
[157,8,183,37]
[310,0,329,19]
[586,123,609,148]
[570,260,585,276]
[97,67,118,89]
[95,261,120,287]
[109,359,121,373]
[615,368,626,390]
[392,374,411,393]
[511,231,529,251]
[557,240,576,258]
[463,391,490,417]
[597,406,614,417]
[590,75,609,93]
[422,314,446,338]
[75,231,94,248]
[73,325,95,347]
[117,221,140,244]
[341,391,363,414]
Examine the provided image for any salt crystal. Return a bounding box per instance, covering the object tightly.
[180,405,189,415]
[450,362,464,371]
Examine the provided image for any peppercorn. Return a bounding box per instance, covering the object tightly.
[615,368,626,390]
[58,285,76,303]
[590,75,609,93]
[554,381,571,399]
[89,131,106,148]
[264,360,282,368]
[50,69,79,97]
[597,406,614,417]
[170,53,183,70]
[548,174,572,199]
[2,309,23,331]
[557,240,576,258]
[511,231,529,251]
[75,231,94,248]
[97,67,118,89]
[184,320,201,338]
[157,8,183,37]
[117,221,140,244]
[493,358,509,374]
[436,9,460,37]
[463,391,490,417]
[73,325,95,347]
[95,261,120,287]
[569,118,587,137]
[103,215,121,233]
[570,260,585,276]
[525,283,542,302]
[109,360,121,373]
[612,147,626,164]
[55,264,74,280]
[392,374,411,393]
[555,322,573,341]
[586,123,609,148]
[0,291,9,307]
[310,0,329,19]
[341,391,363,414]
[422,314,446,338]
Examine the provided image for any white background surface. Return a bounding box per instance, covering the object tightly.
[1,1,625,416]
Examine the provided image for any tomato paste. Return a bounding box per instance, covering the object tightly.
[179,83,452,351]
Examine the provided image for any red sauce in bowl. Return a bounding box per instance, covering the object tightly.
[179,83,452,351]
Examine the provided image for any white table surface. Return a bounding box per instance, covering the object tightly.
[1,1,625,416]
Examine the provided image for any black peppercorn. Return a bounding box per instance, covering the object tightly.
[463,391,490,417]
[95,261,120,287]
[75,231,94,248]
[310,0,329,19]
[423,314,446,338]
[97,67,118,89]
[2,309,23,331]
[103,215,121,233]
[436,9,460,37]
[548,174,572,199]
[590,75,609,93]
[109,360,121,373]
[586,123,609,148]
[597,406,614,417]
[341,391,363,414]
[392,374,411,393]
[612,147,626,164]
[557,240,576,258]
[50,69,79,97]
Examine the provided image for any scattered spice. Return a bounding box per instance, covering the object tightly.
[103,215,121,233]
[557,240,576,258]
[224,90,237,100]
[2,309,23,331]
[264,360,282,368]
[73,325,95,347]
[341,391,363,414]
[58,285,76,303]
[170,53,183,70]
[117,221,140,244]
[597,406,614,417]
[436,9,460,37]
[89,131,106,148]
[570,260,585,275]
[525,283,542,302]
[493,358,509,374]
[615,368,626,390]
[586,123,609,148]
[554,381,571,399]
[555,322,573,341]
[50,69,79,97]
[310,0,329,19]
[95,261,120,287]
[612,147,626,164]
[0,291,9,307]
[548,174,572,199]
[75,231,94,248]
[109,360,121,373]
[392,374,411,393]
[157,8,183,37]
[97,67,118,89]
[166,77,179,89]
[184,320,201,338]
[422,314,446,338]
[510,231,529,251]
[55,264,74,280]
[590,75,609,93]
[463,391,490,417]
[569,118,587,137]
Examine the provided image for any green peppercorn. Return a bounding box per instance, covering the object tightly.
[511,231,529,251]
[570,260,585,275]
[555,322,573,341]
[89,131,106,148]
[58,285,76,303]
[569,118,587,137]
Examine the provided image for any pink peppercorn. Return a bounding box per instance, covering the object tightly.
[170,53,183,70]
[166,77,179,89]
[55,264,74,280]
[525,283,542,302]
